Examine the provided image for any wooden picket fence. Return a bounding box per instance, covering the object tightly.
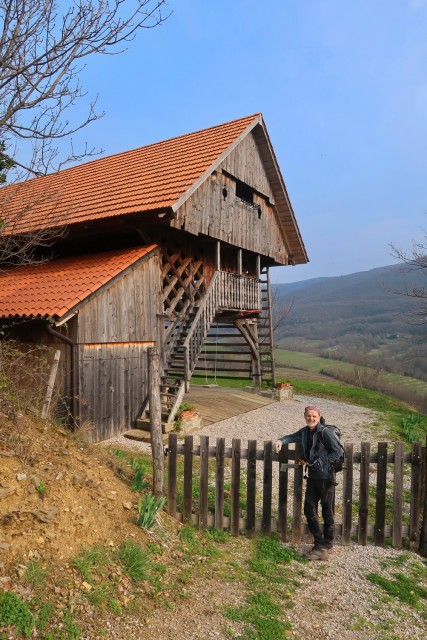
[165,434,427,554]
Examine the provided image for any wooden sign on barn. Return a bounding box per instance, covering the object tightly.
[0,114,308,441]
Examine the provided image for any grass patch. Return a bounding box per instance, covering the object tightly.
[366,571,427,608]
[114,540,152,583]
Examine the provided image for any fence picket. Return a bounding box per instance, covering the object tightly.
[374,442,387,546]
[199,436,209,529]
[291,442,304,543]
[246,440,257,537]
[231,439,241,536]
[215,437,225,531]
[409,441,422,547]
[183,435,193,523]
[278,443,289,541]
[358,442,370,545]
[167,433,177,518]
[262,441,273,535]
[342,443,354,545]
[392,441,404,548]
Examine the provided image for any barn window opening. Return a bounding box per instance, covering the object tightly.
[235,179,254,205]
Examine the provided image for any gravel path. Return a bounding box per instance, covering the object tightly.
[103,395,427,639]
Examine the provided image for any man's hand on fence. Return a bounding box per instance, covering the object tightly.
[275,440,282,454]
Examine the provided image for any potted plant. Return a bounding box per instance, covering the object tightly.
[276,379,292,389]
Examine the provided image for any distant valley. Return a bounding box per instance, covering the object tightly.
[273,264,426,411]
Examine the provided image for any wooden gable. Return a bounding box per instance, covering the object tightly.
[170,119,306,266]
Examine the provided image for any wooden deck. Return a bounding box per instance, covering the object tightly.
[185,385,275,426]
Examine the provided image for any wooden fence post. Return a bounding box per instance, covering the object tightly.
[183,435,193,524]
[358,442,370,545]
[278,443,289,541]
[167,434,177,518]
[392,441,404,548]
[148,347,164,497]
[215,437,225,531]
[262,441,273,535]
[246,440,257,537]
[231,439,241,536]
[409,441,422,548]
[342,443,353,545]
[291,442,304,543]
[41,349,61,418]
[199,436,209,529]
[419,438,427,556]
[375,442,387,546]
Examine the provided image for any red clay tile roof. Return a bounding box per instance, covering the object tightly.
[0,114,260,234]
[0,245,157,320]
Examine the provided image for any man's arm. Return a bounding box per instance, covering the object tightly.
[275,428,303,453]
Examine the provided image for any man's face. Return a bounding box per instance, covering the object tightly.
[305,410,320,431]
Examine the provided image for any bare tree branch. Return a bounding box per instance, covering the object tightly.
[0,1,169,266]
[390,233,427,323]
[0,0,169,177]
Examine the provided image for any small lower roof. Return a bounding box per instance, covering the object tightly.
[0,245,157,322]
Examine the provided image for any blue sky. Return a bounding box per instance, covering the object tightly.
[75,0,427,283]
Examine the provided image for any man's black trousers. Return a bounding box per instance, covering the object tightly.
[303,478,335,548]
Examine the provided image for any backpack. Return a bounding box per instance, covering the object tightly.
[318,417,346,473]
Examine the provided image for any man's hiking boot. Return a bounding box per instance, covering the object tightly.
[304,547,328,561]
[324,544,334,555]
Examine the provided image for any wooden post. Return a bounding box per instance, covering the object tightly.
[278,444,289,541]
[358,442,370,545]
[342,443,353,545]
[237,248,242,275]
[183,435,193,524]
[41,349,61,418]
[291,442,304,543]
[148,347,164,497]
[418,438,427,556]
[392,441,404,548]
[261,441,272,535]
[231,439,241,536]
[375,442,387,546]
[266,267,276,387]
[215,438,225,531]
[167,434,177,518]
[409,441,422,548]
[199,436,209,529]
[246,440,257,537]
[216,240,221,271]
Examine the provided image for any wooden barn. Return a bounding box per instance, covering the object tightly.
[0,113,308,441]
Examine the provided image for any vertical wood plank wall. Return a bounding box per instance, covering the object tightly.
[171,132,288,264]
[77,252,163,441]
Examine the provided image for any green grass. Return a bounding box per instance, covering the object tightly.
[224,535,302,639]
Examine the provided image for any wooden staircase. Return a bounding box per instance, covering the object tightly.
[136,272,221,433]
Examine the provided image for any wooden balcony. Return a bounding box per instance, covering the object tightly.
[217,271,261,311]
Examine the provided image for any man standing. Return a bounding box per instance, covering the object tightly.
[275,405,342,560]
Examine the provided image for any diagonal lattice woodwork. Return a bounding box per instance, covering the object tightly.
[159,238,206,318]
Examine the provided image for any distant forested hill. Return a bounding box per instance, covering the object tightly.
[274,264,427,381]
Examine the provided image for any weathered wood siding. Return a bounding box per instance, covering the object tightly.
[79,341,152,442]
[171,132,288,264]
[77,251,164,441]
[77,251,162,344]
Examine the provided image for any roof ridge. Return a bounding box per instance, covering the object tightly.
[1,113,261,189]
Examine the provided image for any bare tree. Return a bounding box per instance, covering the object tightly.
[0,0,169,267]
[0,0,169,179]
[390,234,427,323]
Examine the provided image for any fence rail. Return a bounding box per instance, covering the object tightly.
[166,434,427,553]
